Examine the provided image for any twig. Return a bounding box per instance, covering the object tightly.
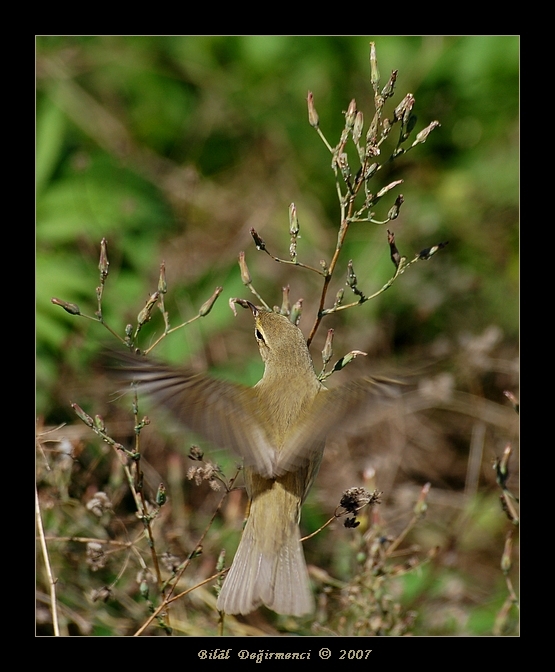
[36,486,60,636]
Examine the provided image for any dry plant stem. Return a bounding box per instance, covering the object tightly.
[131,394,165,595]
[166,569,227,606]
[501,491,519,524]
[384,486,430,559]
[134,467,241,637]
[79,311,126,343]
[36,486,60,636]
[307,211,352,345]
[243,281,272,311]
[43,536,134,547]
[143,313,201,355]
[321,259,409,317]
[259,244,326,277]
[71,401,167,602]
[301,500,371,542]
[383,516,419,558]
[301,515,336,542]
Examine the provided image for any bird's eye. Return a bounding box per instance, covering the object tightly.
[255,328,265,343]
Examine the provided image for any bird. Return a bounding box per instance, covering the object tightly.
[111,301,403,616]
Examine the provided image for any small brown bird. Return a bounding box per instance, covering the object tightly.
[114,302,402,616]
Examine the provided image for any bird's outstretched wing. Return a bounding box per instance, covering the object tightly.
[275,376,406,476]
[108,351,278,478]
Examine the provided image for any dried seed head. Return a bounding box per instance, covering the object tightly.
[86,542,107,571]
[86,491,113,517]
[188,444,204,461]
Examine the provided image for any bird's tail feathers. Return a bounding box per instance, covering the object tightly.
[216,518,313,617]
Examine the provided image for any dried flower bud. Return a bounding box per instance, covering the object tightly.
[307,91,319,128]
[412,120,441,147]
[71,402,94,427]
[353,111,364,145]
[370,42,380,88]
[280,285,291,315]
[501,531,513,574]
[393,93,415,123]
[322,329,334,366]
[250,227,266,251]
[290,299,303,326]
[363,162,379,181]
[334,288,344,308]
[137,291,160,327]
[289,203,300,262]
[331,350,367,373]
[414,482,431,517]
[346,259,357,288]
[403,99,415,127]
[366,111,379,145]
[376,180,403,200]
[345,99,357,130]
[94,415,105,432]
[418,240,449,260]
[382,117,392,138]
[156,483,167,506]
[494,443,513,490]
[99,237,109,280]
[288,203,299,237]
[158,261,167,294]
[387,229,401,269]
[405,112,418,135]
[199,286,222,317]
[387,194,404,221]
[381,70,398,99]
[238,251,251,285]
[51,297,81,316]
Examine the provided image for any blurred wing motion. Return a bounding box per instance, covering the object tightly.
[108,351,278,478]
[275,376,406,476]
[109,351,410,481]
